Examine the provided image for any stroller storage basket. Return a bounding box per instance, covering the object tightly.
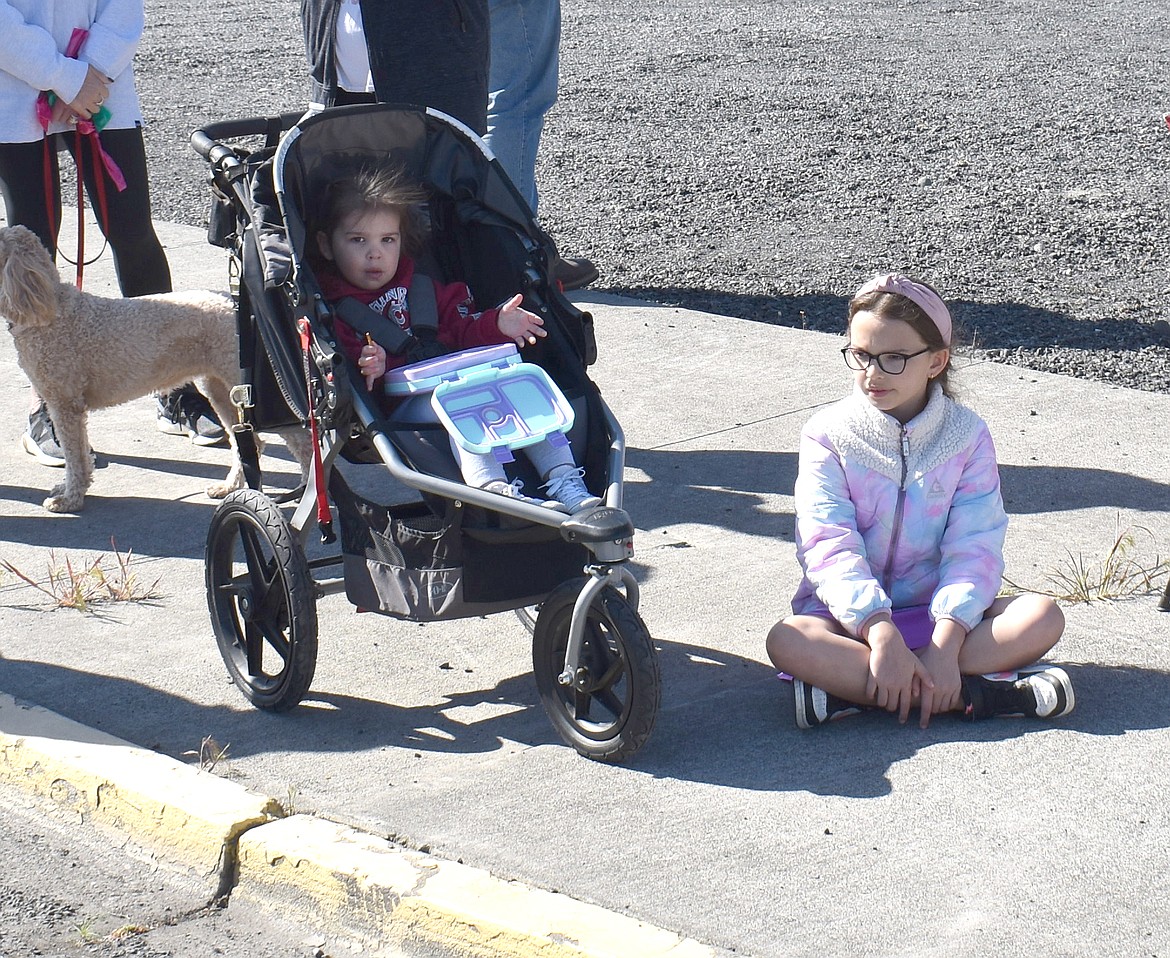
[331,474,588,619]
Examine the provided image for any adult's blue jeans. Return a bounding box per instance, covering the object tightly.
[485,0,560,213]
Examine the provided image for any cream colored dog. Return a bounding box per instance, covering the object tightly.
[0,224,307,513]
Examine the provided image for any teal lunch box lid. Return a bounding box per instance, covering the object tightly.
[430,361,575,455]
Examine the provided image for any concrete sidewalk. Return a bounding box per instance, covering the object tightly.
[2,217,1170,957]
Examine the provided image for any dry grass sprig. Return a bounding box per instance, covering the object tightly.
[184,735,231,773]
[0,539,161,612]
[1004,522,1169,604]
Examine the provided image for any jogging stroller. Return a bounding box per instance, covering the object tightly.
[191,103,659,761]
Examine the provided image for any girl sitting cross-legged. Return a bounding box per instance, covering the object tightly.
[766,273,1073,730]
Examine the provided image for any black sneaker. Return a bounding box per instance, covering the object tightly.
[960,666,1075,721]
[21,401,66,467]
[552,255,599,292]
[156,388,226,446]
[793,679,865,729]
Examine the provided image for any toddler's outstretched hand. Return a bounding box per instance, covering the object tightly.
[496,294,546,348]
[359,338,386,391]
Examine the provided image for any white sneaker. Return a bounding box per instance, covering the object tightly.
[793,679,866,729]
[542,466,602,514]
[482,478,553,508]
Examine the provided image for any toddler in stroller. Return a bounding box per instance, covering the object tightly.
[192,102,659,761]
[311,163,602,514]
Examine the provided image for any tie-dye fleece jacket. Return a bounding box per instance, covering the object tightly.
[790,383,1007,638]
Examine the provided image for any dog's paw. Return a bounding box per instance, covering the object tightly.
[205,481,234,500]
[44,492,83,513]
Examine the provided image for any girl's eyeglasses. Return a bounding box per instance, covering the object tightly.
[841,346,931,375]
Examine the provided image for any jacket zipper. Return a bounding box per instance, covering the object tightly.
[453,0,469,30]
[881,426,910,593]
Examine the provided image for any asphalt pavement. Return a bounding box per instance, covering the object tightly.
[2,215,1170,957]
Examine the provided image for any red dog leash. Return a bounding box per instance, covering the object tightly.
[35,28,127,290]
[298,318,335,540]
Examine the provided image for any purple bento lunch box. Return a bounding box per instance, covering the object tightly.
[384,344,575,458]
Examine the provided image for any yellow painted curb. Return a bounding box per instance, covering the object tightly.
[0,692,727,957]
[236,815,720,958]
[0,692,281,891]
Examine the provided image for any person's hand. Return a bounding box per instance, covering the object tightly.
[864,620,933,724]
[496,294,546,347]
[67,64,111,120]
[358,340,386,391]
[50,97,79,126]
[916,623,965,727]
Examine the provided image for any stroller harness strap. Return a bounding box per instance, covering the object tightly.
[406,273,439,337]
[333,273,440,356]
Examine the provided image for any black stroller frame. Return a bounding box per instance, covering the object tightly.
[192,104,660,761]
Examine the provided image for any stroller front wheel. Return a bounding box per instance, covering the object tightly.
[513,603,540,635]
[205,489,318,711]
[532,577,660,762]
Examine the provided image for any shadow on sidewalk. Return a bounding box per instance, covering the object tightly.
[1000,464,1170,514]
[624,448,798,538]
[0,487,218,560]
[618,448,1170,536]
[2,648,1164,801]
[606,286,1167,353]
[0,654,559,763]
[0,450,302,560]
[634,651,1170,797]
[4,456,1165,571]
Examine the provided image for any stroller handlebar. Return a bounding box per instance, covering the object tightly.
[190,112,306,162]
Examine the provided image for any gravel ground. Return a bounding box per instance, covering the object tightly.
[135,0,1170,392]
[0,783,352,958]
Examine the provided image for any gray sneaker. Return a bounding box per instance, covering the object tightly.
[542,466,603,514]
[482,478,553,509]
[156,388,226,446]
[21,401,66,467]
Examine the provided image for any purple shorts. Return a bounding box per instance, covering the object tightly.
[865,604,933,650]
[777,604,934,681]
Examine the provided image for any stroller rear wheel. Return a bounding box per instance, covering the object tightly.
[532,578,660,762]
[205,489,318,711]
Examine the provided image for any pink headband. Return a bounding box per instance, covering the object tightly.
[854,274,952,346]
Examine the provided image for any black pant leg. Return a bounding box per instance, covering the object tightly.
[69,126,172,296]
[0,138,62,254]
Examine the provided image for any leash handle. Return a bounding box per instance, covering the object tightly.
[36,27,124,290]
[75,131,85,288]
